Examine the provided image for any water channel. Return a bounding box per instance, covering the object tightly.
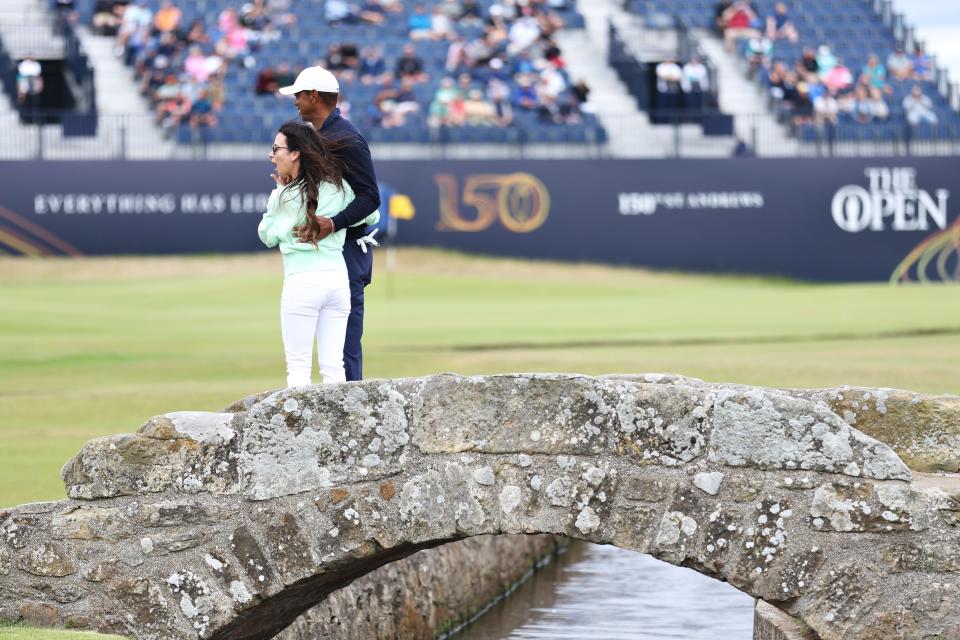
[452,542,756,639]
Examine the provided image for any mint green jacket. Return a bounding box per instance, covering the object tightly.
[258,180,380,277]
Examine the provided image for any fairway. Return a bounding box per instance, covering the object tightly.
[2,248,959,508]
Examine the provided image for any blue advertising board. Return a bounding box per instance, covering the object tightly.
[0,158,957,282]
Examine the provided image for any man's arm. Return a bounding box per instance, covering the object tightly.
[329,134,381,232]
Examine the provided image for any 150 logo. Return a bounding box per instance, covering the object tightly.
[435,173,550,233]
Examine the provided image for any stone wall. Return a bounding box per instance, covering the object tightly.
[278,534,563,640]
[753,601,818,640]
[3,374,960,640]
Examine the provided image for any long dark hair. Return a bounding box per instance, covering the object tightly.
[277,120,346,245]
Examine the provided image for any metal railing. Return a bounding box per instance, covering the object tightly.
[2,110,958,160]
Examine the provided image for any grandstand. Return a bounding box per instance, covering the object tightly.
[0,0,957,159]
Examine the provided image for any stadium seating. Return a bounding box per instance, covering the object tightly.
[627,0,959,142]
[78,0,604,147]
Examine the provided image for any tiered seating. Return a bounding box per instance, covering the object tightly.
[82,0,604,147]
[628,0,960,142]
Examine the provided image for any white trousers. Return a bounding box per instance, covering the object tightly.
[280,270,351,387]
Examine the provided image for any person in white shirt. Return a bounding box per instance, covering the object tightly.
[902,85,937,125]
[16,56,43,109]
[682,57,709,112]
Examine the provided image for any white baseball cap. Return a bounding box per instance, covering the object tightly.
[278,66,339,95]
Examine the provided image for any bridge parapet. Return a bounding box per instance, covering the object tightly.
[2,374,959,639]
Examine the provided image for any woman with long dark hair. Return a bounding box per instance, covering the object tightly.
[258,120,379,386]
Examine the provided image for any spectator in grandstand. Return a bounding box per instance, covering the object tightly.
[911,45,933,81]
[117,1,151,53]
[655,57,683,114]
[786,73,813,125]
[538,64,567,101]
[902,85,938,125]
[259,121,379,387]
[325,0,357,25]
[184,19,211,47]
[136,30,178,77]
[816,45,837,76]
[508,10,542,55]
[431,5,455,40]
[16,55,43,110]
[766,60,787,99]
[440,0,462,19]
[92,0,122,35]
[535,7,566,38]
[140,55,169,96]
[745,36,772,78]
[464,88,498,125]
[446,35,469,73]
[490,0,517,21]
[188,89,218,141]
[215,10,250,62]
[488,76,514,125]
[256,66,279,95]
[395,44,427,84]
[356,0,388,25]
[428,77,458,127]
[408,3,432,40]
[845,86,868,123]
[866,87,890,121]
[275,63,295,90]
[720,1,760,53]
[682,57,709,111]
[887,47,913,81]
[264,0,296,27]
[485,12,510,47]
[571,78,591,112]
[459,0,484,26]
[798,47,818,76]
[514,74,539,110]
[326,43,359,82]
[823,58,853,94]
[155,76,190,134]
[765,2,798,43]
[280,67,382,381]
[713,0,733,36]
[813,87,839,126]
[543,39,566,70]
[185,46,213,83]
[359,47,389,85]
[153,0,181,34]
[394,78,421,117]
[860,54,888,92]
[373,76,402,126]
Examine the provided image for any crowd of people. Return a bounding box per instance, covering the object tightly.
[92,0,296,137]
[82,0,591,139]
[708,0,944,130]
[762,43,940,128]
[256,0,590,131]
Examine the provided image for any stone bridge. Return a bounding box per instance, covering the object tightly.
[2,374,960,640]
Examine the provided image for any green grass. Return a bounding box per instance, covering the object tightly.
[2,249,959,511]
[0,623,124,640]
[1,249,959,639]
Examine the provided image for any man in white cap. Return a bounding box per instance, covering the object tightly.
[279,66,381,381]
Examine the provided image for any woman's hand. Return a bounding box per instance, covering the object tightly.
[270,172,293,187]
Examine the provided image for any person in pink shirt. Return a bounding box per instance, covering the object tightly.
[823,59,852,94]
[184,46,210,83]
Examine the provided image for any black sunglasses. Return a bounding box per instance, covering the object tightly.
[271,144,288,154]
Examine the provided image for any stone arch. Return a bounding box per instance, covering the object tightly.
[2,374,960,639]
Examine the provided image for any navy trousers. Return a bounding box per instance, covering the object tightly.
[342,227,373,381]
